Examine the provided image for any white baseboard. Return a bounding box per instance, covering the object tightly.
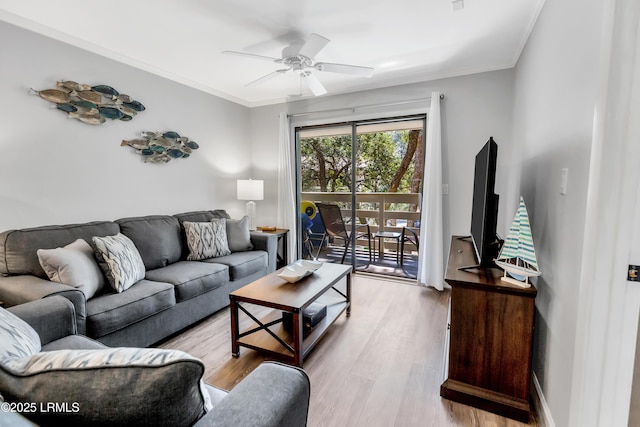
[532,373,556,427]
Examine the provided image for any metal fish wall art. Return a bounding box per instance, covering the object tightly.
[29,80,145,125]
[121,131,200,164]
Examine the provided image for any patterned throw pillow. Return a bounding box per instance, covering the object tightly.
[92,233,146,293]
[0,347,212,427]
[184,220,231,260]
[0,307,41,362]
[37,239,105,299]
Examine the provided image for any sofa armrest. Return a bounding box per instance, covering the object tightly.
[250,232,278,273]
[7,296,78,345]
[194,362,310,427]
[0,275,87,335]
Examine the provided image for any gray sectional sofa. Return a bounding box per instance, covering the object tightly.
[0,210,278,347]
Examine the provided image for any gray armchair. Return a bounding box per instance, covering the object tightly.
[2,297,310,427]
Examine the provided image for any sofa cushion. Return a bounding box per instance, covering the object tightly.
[86,280,175,338]
[0,221,120,278]
[184,220,231,260]
[37,239,105,299]
[92,233,146,293]
[42,335,107,352]
[204,251,268,281]
[0,347,211,427]
[116,215,182,270]
[145,261,229,303]
[203,383,228,408]
[226,216,254,252]
[0,307,41,361]
[173,210,230,225]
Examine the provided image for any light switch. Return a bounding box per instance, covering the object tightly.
[442,184,449,195]
[560,168,569,195]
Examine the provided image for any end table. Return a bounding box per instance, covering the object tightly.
[257,228,289,269]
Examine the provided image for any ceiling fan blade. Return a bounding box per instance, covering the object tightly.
[302,72,327,96]
[245,69,289,87]
[222,50,281,63]
[314,62,374,77]
[297,33,330,59]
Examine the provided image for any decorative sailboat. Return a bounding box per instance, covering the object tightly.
[494,197,541,288]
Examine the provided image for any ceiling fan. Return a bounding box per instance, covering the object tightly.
[222,33,374,96]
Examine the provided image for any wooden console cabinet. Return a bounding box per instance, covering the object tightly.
[440,236,537,422]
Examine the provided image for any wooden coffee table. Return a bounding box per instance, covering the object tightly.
[229,263,352,367]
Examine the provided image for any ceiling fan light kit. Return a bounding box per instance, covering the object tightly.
[223,33,374,96]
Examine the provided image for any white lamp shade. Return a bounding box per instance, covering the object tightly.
[237,179,264,201]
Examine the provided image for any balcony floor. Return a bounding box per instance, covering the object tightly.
[307,244,419,280]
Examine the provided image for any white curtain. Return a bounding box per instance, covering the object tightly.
[417,92,444,290]
[277,112,297,263]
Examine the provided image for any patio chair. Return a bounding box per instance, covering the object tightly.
[301,227,314,260]
[301,224,327,260]
[316,203,372,264]
[400,227,420,268]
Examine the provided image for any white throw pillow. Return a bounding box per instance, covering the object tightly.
[37,239,105,299]
[92,233,146,293]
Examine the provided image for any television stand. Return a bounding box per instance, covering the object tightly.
[455,236,504,272]
[441,236,537,422]
[458,264,484,271]
[455,236,481,271]
[457,262,500,272]
[457,264,481,272]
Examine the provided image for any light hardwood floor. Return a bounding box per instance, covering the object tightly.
[158,274,538,427]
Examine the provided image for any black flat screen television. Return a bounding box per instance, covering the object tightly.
[464,137,500,269]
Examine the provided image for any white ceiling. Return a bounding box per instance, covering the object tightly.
[0,0,544,107]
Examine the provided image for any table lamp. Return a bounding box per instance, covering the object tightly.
[237,179,264,231]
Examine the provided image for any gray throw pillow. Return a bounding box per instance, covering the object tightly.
[0,347,212,427]
[226,216,253,252]
[92,233,146,293]
[184,220,231,260]
[37,239,105,299]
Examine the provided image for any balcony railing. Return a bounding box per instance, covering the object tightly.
[300,192,420,253]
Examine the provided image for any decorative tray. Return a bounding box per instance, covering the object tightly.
[277,260,323,283]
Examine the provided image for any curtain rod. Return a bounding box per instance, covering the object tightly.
[287,93,444,118]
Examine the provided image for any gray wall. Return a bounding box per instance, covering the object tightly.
[0,21,252,230]
[511,0,605,425]
[249,103,283,228]
[251,69,517,247]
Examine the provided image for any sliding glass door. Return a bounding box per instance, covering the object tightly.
[297,115,425,278]
[297,124,359,265]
